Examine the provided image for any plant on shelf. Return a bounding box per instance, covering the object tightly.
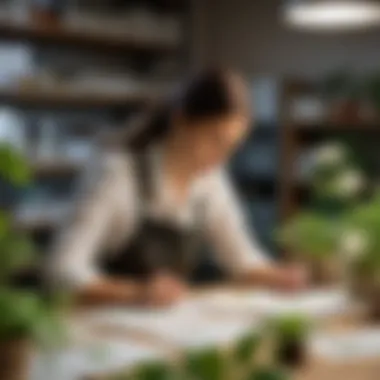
[277,142,365,284]
[341,193,380,320]
[365,72,380,119]
[0,143,65,380]
[278,138,380,319]
[269,314,311,368]
[321,70,364,124]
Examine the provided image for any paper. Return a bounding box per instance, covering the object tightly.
[81,300,254,349]
[30,337,162,380]
[311,328,380,361]
[198,289,349,319]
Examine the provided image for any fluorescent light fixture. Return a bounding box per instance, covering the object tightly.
[284,0,380,30]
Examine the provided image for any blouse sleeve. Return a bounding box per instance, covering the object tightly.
[203,169,271,277]
[46,150,137,290]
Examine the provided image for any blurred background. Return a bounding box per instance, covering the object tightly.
[2,1,380,379]
[1,0,380,267]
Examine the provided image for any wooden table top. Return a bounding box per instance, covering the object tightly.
[79,288,380,380]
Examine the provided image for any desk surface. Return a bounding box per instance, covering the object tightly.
[294,313,380,380]
[33,288,380,380]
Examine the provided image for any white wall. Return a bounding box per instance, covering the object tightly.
[193,0,380,78]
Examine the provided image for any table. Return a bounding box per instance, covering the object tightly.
[30,288,380,380]
[295,313,380,380]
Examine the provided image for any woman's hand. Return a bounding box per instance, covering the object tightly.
[140,272,189,307]
[242,263,308,292]
[273,264,309,291]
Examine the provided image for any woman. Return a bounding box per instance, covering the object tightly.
[47,69,306,306]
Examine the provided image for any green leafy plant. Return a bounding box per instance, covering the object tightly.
[0,143,65,348]
[107,328,290,380]
[269,315,311,368]
[270,315,310,344]
[183,347,227,380]
[322,70,360,102]
[365,72,380,111]
[277,142,367,283]
[132,361,177,380]
[233,330,261,365]
[245,367,290,380]
[277,212,338,260]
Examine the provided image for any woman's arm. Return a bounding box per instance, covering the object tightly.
[46,150,145,305]
[204,170,306,290]
[47,150,188,306]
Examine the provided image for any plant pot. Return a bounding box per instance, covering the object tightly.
[0,339,31,380]
[276,340,307,368]
[309,257,342,286]
[349,274,380,322]
[329,99,361,125]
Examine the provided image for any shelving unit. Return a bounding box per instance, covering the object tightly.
[0,87,156,108]
[31,159,82,176]
[0,20,181,54]
[279,79,380,221]
[1,1,190,236]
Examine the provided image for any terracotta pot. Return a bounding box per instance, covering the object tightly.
[0,339,31,380]
[276,340,307,368]
[329,99,362,125]
[309,258,342,286]
[349,274,380,321]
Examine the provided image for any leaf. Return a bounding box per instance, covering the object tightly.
[270,315,310,342]
[0,143,32,186]
[184,347,226,380]
[133,361,176,380]
[277,212,339,258]
[234,331,261,364]
[0,289,41,340]
[245,367,290,380]
[0,211,10,240]
[0,234,35,282]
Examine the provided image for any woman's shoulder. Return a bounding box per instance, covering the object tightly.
[78,146,138,193]
[197,166,232,196]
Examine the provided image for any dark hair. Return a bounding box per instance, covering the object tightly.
[127,68,241,151]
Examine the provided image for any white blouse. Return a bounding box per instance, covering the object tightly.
[47,146,270,290]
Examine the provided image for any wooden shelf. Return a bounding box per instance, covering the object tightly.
[0,88,155,108]
[15,218,57,232]
[292,121,380,133]
[32,159,82,176]
[0,20,180,54]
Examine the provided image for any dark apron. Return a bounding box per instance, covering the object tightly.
[101,152,203,280]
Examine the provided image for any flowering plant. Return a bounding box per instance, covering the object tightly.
[277,142,369,282]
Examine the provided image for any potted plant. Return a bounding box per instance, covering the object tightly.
[108,327,287,380]
[270,315,310,368]
[364,72,380,121]
[278,142,368,285]
[341,194,380,320]
[0,143,64,380]
[246,367,290,380]
[322,70,363,125]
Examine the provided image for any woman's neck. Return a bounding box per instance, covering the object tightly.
[161,140,196,205]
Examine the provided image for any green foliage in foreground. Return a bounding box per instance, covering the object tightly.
[0,143,65,347]
[108,325,294,380]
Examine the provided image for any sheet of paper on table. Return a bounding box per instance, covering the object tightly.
[197,288,349,319]
[81,299,255,349]
[30,336,163,380]
[311,328,380,361]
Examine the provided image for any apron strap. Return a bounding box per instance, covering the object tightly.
[133,151,154,214]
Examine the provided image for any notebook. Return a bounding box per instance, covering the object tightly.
[311,328,380,361]
[197,288,349,319]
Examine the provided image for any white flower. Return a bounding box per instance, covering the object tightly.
[313,143,346,168]
[334,170,364,198]
[339,230,369,261]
